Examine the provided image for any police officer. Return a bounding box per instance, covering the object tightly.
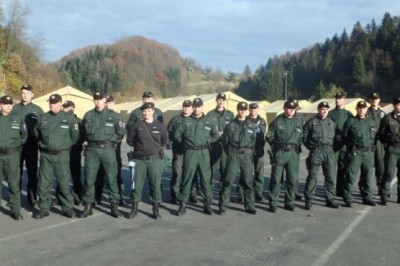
[79,91,125,218]
[378,97,400,205]
[167,100,197,204]
[342,100,377,207]
[95,95,125,206]
[266,99,303,212]
[0,96,27,220]
[303,102,339,210]
[367,92,385,191]
[237,103,267,201]
[62,100,85,205]
[219,102,257,215]
[207,93,234,188]
[328,92,353,197]
[126,91,163,131]
[126,102,168,219]
[174,98,219,216]
[12,84,44,206]
[34,94,79,219]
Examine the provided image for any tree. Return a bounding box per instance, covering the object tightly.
[242,65,251,78]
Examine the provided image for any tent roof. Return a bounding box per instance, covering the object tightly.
[32,86,93,118]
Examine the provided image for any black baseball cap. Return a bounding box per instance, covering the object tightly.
[62,100,75,108]
[284,100,297,109]
[216,92,226,100]
[106,95,114,103]
[249,103,259,109]
[335,92,345,98]
[318,101,330,109]
[192,98,203,107]
[93,91,105,100]
[0,95,14,104]
[20,84,33,91]
[356,100,368,108]
[182,100,192,107]
[369,92,380,100]
[142,91,154,98]
[393,97,400,105]
[47,94,62,104]
[237,101,248,110]
[140,102,155,110]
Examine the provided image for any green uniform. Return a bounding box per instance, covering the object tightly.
[328,107,353,196]
[378,111,400,198]
[167,113,197,202]
[0,112,27,214]
[34,111,79,212]
[237,115,267,199]
[219,117,256,212]
[12,102,43,205]
[127,120,168,204]
[367,107,385,187]
[126,106,163,130]
[174,113,219,204]
[81,108,125,204]
[303,115,336,202]
[206,108,234,184]
[266,114,303,208]
[342,115,376,203]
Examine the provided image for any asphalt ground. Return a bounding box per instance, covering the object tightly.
[1,143,400,266]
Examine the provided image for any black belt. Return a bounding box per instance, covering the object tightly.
[87,141,116,148]
[229,148,253,154]
[40,148,69,155]
[133,154,161,160]
[275,144,298,152]
[0,147,20,155]
[309,145,332,151]
[354,147,373,152]
[185,145,208,150]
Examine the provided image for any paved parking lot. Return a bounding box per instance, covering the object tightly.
[1,143,399,266]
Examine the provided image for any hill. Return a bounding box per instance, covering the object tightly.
[236,12,400,103]
[54,36,239,100]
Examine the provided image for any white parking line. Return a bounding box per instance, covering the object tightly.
[312,177,397,266]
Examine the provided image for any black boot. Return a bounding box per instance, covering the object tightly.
[203,201,213,215]
[177,202,186,216]
[305,199,312,210]
[110,201,121,218]
[79,203,93,218]
[152,203,161,219]
[128,202,138,219]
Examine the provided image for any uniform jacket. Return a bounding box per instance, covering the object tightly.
[378,111,400,145]
[127,119,168,157]
[167,113,187,154]
[303,115,335,150]
[173,113,219,148]
[222,117,256,152]
[0,112,27,149]
[206,108,234,142]
[82,108,125,143]
[342,115,376,148]
[367,107,385,131]
[12,102,43,145]
[247,115,267,155]
[35,111,79,151]
[266,113,303,151]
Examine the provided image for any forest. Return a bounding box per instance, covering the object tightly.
[236,12,400,103]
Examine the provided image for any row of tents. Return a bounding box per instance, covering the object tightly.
[31,86,396,125]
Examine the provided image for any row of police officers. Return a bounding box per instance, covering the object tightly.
[1,86,400,220]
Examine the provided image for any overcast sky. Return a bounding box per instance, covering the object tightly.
[2,0,400,72]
